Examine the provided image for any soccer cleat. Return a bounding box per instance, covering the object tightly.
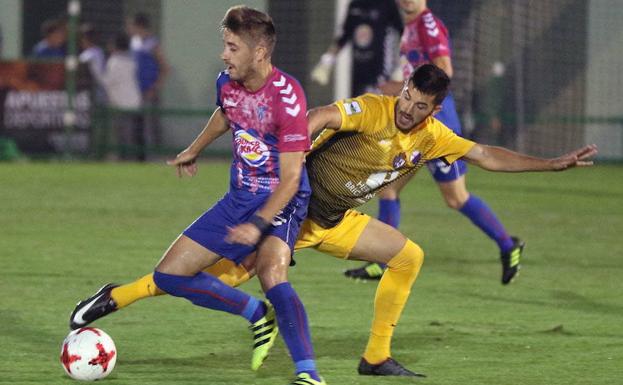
[344,263,385,280]
[358,357,426,377]
[290,372,327,385]
[501,236,525,285]
[250,302,279,370]
[69,284,119,330]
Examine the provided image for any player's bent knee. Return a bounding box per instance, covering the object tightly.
[387,240,424,273]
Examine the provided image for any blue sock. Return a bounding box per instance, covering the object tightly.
[378,199,401,228]
[153,271,266,323]
[458,195,514,253]
[265,282,320,381]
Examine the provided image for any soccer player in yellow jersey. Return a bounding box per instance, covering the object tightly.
[70,64,597,377]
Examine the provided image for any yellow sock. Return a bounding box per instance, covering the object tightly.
[111,273,164,309]
[363,240,424,364]
[204,258,251,287]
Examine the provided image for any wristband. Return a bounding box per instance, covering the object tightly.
[248,214,271,234]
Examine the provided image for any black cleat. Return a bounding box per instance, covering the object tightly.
[501,236,525,285]
[358,357,426,377]
[69,283,119,330]
[344,263,385,281]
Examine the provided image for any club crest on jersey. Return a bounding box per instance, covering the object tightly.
[410,150,422,164]
[234,130,269,167]
[393,153,407,169]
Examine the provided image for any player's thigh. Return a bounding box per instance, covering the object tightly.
[377,173,416,199]
[155,234,222,276]
[256,236,292,291]
[349,217,407,264]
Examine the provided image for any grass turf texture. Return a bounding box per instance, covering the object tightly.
[1,162,621,384]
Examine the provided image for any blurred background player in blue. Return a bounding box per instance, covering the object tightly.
[311,0,403,97]
[72,6,325,385]
[344,0,524,284]
[31,18,67,58]
[126,12,169,156]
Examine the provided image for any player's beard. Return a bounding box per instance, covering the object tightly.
[395,107,432,132]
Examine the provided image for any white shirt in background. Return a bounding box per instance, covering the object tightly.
[90,52,142,109]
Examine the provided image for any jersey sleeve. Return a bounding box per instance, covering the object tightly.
[333,94,389,134]
[275,78,310,152]
[417,12,451,60]
[214,71,229,109]
[426,119,475,164]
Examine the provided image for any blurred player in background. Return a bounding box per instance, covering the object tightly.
[72,6,326,385]
[344,0,524,284]
[126,12,170,157]
[311,0,403,97]
[68,64,597,378]
[31,18,67,58]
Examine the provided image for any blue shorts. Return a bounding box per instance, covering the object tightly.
[183,190,310,264]
[428,93,468,183]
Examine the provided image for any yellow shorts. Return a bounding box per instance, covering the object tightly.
[295,209,371,259]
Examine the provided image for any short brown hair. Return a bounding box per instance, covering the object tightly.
[221,5,276,56]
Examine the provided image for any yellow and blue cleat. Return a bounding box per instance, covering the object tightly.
[250,302,279,370]
[290,372,327,385]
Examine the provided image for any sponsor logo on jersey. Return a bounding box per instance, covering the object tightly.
[284,133,307,143]
[343,100,362,115]
[223,98,237,108]
[393,153,407,169]
[234,130,270,167]
[410,150,422,164]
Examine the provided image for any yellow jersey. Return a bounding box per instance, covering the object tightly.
[306,93,475,228]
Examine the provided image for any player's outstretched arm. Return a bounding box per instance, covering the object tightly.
[166,108,229,178]
[307,105,342,137]
[463,143,598,172]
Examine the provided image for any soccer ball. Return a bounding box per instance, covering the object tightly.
[60,328,117,381]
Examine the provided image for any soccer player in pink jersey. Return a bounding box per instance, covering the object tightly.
[70,6,325,385]
[345,0,524,284]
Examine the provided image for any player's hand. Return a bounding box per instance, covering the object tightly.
[549,144,598,170]
[226,223,262,246]
[310,53,335,86]
[166,149,199,178]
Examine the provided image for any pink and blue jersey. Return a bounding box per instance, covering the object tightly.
[399,9,451,80]
[183,68,311,262]
[216,67,311,195]
[400,9,465,182]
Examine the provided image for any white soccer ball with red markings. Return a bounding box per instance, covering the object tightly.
[60,328,117,381]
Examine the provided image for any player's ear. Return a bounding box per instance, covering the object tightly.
[255,44,267,62]
[432,104,442,115]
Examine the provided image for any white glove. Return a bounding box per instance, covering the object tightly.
[310,53,336,86]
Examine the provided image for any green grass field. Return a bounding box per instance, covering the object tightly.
[1,162,621,384]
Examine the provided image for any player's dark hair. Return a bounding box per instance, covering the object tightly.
[79,23,99,44]
[132,12,151,29]
[409,64,450,105]
[41,18,65,37]
[221,5,276,56]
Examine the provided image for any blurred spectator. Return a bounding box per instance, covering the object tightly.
[78,23,106,104]
[311,0,402,96]
[31,18,67,58]
[126,12,169,152]
[126,13,169,101]
[89,33,143,160]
